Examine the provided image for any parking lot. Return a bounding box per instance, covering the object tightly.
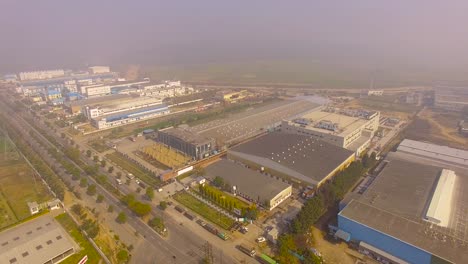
[192,99,320,145]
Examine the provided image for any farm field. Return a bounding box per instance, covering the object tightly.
[173,191,235,230]
[0,134,52,229]
[351,94,421,115]
[0,159,52,228]
[404,109,468,149]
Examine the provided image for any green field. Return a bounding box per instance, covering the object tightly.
[55,213,101,264]
[0,136,16,152]
[106,152,161,186]
[173,191,235,230]
[0,158,52,229]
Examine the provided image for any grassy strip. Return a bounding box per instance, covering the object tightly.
[55,213,101,264]
[0,210,50,232]
[106,152,160,187]
[88,140,110,153]
[173,191,234,230]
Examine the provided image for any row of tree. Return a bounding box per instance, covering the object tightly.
[121,194,152,217]
[2,121,66,200]
[71,204,100,239]
[198,184,258,219]
[291,160,367,234]
[275,155,375,263]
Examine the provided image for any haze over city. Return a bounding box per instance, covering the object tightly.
[2,1,468,75]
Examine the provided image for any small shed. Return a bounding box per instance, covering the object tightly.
[27,201,39,215]
[47,199,61,210]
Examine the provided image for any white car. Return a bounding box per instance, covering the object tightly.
[135,179,140,184]
[256,236,266,243]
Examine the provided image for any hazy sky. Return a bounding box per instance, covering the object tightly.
[1,0,468,72]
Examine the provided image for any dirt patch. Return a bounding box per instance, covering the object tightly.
[404,109,468,149]
[311,227,355,264]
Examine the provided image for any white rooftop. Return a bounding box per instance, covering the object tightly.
[292,111,368,136]
[398,139,468,168]
[425,169,456,227]
[0,214,76,264]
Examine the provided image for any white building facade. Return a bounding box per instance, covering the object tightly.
[19,69,65,81]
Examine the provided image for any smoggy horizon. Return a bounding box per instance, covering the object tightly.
[2,1,468,77]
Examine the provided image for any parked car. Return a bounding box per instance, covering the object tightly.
[256,236,266,243]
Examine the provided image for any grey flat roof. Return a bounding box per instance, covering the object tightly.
[205,159,291,203]
[159,127,213,145]
[340,152,468,264]
[0,214,77,264]
[66,94,131,107]
[229,132,354,185]
[398,139,468,168]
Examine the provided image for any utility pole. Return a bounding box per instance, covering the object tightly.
[202,241,214,264]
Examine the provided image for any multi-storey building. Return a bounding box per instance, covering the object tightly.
[281,108,380,155]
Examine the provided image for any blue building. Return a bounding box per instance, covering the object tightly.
[337,151,468,264]
[93,104,169,129]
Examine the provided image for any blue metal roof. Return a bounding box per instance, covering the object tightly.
[105,104,168,122]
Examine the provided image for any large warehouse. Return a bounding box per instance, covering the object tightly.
[157,127,215,160]
[397,139,468,167]
[281,108,379,155]
[0,214,77,264]
[93,104,169,129]
[228,132,355,187]
[434,86,468,112]
[205,159,292,210]
[338,144,468,264]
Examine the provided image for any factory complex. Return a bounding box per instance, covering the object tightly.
[337,140,468,264]
[434,86,468,112]
[281,107,379,155]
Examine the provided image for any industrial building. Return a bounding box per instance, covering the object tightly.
[228,132,355,187]
[434,86,468,111]
[367,90,383,96]
[140,82,192,98]
[19,69,65,81]
[205,159,292,210]
[337,142,468,264]
[281,108,379,155]
[93,104,169,129]
[17,72,119,100]
[88,66,110,74]
[65,94,130,115]
[83,96,164,119]
[157,127,215,160]
[397,139,468,167]
[0,214,77,264]
[79,84,111,97]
